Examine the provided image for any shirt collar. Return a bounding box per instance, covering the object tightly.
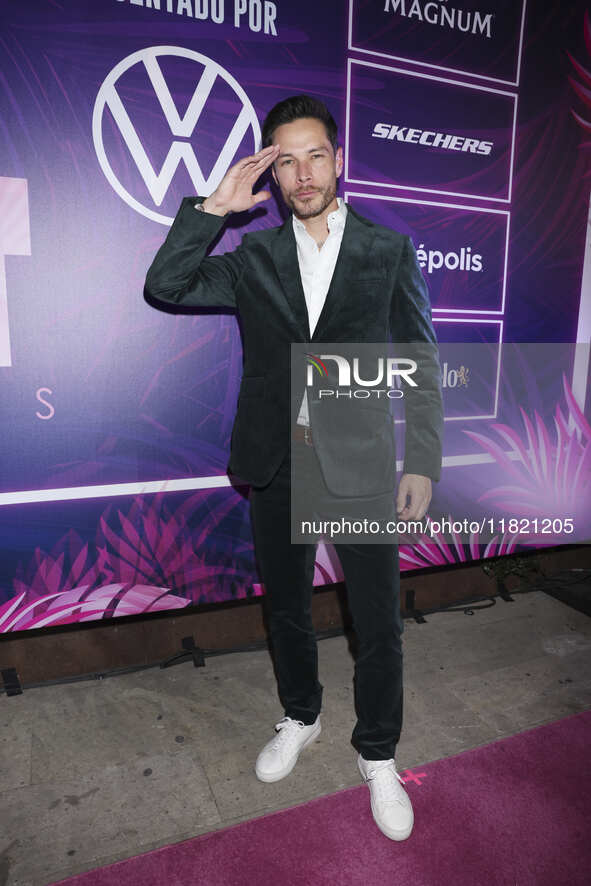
[292,196,347,236]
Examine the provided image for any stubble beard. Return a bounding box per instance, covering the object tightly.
[288,180,337,220]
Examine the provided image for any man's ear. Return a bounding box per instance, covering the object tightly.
[335,145,344,177]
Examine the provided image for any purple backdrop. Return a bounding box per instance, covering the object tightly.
[0,0,589,631]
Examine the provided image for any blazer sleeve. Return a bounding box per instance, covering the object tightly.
[390,235,444,482]
[144,196,244,309]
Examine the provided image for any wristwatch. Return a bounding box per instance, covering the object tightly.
[194,199,230,216]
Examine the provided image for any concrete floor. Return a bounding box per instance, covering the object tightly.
[1,588,591,886]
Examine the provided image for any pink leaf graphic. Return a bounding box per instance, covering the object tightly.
[562,373,591,441]
[99,515,153,579]
[487,423,537,480]
[2,593,68,631]
[0,591,27,628]
[569,75,591,108]
[534,410,552,483]
[567,50,591,89]
[570,107,591,132]
[117,508,152,561]
[399,549,431,568]
[463,430,527,483]
[0,585,190,630]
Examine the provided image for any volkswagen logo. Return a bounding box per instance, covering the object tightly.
[92,46,261,225]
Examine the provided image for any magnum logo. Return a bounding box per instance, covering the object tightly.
[382,0,493,39]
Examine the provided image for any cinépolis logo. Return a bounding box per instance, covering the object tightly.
[416,242,483,275]
[382,0,493,39]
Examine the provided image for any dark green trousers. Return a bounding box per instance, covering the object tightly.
[249,439,404,761]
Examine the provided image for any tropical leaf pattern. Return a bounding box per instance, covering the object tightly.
[4,365,588,631]
[463,374,591,524]
[0,584,188,632]
[398,515,520,571]
[2,489,259,631]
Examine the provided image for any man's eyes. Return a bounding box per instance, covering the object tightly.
[280,154,326,166]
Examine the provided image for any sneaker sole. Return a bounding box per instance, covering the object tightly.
[357,755,414,841]
[255,720,321,783]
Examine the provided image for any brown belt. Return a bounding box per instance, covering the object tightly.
[292,424,314,446]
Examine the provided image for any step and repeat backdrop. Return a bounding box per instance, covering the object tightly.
[1,0,590,630]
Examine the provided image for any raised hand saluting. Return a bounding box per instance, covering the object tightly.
[200,144,281,216]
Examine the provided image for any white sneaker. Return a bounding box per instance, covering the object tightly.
[255,715,321,783]
[358,754,414,841]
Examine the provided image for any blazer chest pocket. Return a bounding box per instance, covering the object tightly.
[239,375,265,398]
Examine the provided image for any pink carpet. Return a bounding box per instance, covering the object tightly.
[53,710,591,886]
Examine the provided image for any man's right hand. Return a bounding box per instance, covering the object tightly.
[201,144,280,216]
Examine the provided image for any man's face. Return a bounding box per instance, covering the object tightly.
[271,117,343,219]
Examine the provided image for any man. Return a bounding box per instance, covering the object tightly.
[145,95,443,842]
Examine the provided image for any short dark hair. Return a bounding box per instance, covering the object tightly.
[261,94,338,152]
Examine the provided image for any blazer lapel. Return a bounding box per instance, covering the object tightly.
[311,205,375,343]
[271,217,310,342]
[270,203,377,343]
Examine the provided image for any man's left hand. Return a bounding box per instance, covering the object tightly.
[396,473,432,521]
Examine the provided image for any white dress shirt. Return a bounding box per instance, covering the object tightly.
[294,196,348,426]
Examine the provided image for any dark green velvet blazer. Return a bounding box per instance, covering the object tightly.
[144,197,443,493]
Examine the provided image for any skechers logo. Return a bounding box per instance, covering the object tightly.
[372,123,493,156]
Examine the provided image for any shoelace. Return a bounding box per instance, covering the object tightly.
[365,760,406,807]
[271,716,306,751]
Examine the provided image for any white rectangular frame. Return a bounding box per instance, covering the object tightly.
[345,57,519,204]
[347,0,528,89]
[345,190,510,315]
